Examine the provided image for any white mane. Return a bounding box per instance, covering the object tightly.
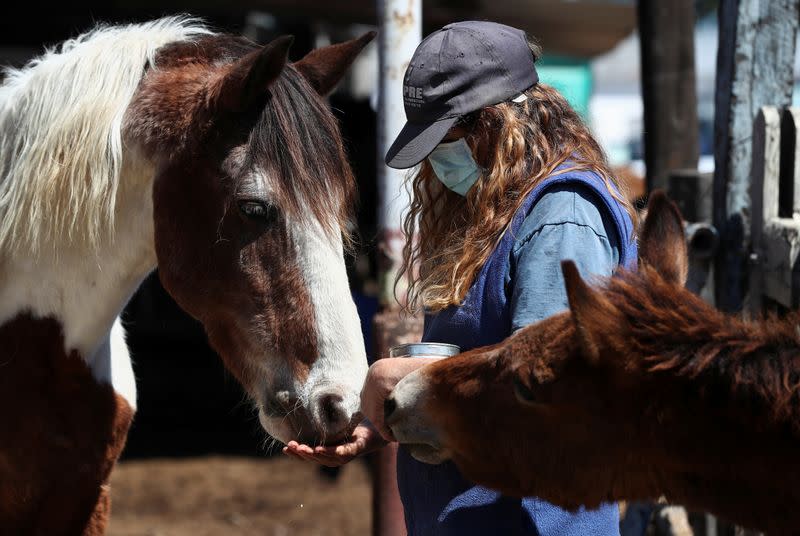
[0,16,211,255]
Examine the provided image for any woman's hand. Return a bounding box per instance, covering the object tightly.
[360,357,440,441]
[282,357,438,466]
[283,419,387,467]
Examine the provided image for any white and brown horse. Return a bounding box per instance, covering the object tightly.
[0,17,373,534]
[387,191,800,534]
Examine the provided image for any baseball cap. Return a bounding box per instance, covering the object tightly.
[385,20,539,169]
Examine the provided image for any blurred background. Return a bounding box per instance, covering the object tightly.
[2,1,795,535]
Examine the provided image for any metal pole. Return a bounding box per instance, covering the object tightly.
[376,0,421,308]
[372,2,421,536]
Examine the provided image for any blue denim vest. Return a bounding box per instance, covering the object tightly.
[397,167,638,535]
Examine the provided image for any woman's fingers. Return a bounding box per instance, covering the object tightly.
[281,421,389,466]
[309,441,361,464]
[283,441,354,467]
[282,446,305,460]
[284,442,318,462]
[316,443,357,459]
[282,446,307,461]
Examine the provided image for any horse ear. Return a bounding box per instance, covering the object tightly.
[293,31,376,95]
[561,260,607,363]
[639,189,688,286]
[215,35,294,112]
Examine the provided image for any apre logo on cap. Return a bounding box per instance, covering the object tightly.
[403,84,424,108]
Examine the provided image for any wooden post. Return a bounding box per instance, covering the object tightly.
[748,107,800,313]
[782,108,800,309]
[781,107,800,219]
[712,0,799,313]
[668,169,714,223]
[637,0,699,194]
[748,106,782,314]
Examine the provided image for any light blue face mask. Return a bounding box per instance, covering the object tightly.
[427,138,481,196]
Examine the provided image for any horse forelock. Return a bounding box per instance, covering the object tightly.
[0,16,211,256]
[248,65,357,244]
[600,267,800,430]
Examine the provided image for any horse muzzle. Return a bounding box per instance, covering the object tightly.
[259,384,361,445]
[385,368,450,464]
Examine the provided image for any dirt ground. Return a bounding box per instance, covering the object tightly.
[107,456,372,536]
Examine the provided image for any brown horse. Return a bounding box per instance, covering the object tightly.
[386,191,800,535]
[0,17,373,535]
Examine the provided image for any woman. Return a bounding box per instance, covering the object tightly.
[284,20,637,535]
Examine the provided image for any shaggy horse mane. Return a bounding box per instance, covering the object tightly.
[0,16,211,255]
[599,266,800,432]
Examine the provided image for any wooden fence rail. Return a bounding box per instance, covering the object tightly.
[749,106,800,313]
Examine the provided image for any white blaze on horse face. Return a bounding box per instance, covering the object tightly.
[236,166,366,442]
[387,368,450,464]
[288,216,368,437]
[252,215,367,444]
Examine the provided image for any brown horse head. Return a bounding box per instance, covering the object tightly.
[386,191,693,500]
[388,190,800,532]
[0,19,377,534]
[126,29,375,445]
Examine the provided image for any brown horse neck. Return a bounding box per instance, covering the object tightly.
[565,272,800,531]
[591,270,800,482]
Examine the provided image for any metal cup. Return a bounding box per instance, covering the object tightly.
[388,342,461,359]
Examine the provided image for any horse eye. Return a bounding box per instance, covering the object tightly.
[513,375,536,404]
[238,200,277,223]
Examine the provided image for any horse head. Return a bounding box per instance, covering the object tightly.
[386,191,694,502]
[127,30,375,445]
[0,20,379,533]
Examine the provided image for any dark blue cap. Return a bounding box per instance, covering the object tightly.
[385,20,539,169]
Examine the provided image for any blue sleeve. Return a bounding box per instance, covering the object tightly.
[509,185,620,332]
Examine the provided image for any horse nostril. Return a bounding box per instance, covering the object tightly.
[275,390,295,410]
[384,396,397,422]
[318,392,346,427]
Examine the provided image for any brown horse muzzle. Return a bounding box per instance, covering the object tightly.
[386,368,450,464]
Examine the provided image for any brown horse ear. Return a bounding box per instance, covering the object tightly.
[561,260,607,363]
[215,35,294,112]
[639,190,688,286]
[293,31,376,95]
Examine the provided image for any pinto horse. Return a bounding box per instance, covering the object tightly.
[387,191,800,535]
[0,17,374,534]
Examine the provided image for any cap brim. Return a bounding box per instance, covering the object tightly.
[385,116,459,169]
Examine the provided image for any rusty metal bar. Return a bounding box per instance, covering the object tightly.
[372,1,421,535]
[375,0,421,308]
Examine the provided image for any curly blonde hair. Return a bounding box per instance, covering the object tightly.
[397,42,635,313]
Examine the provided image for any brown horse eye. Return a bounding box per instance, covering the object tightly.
[238,200,278,224]
[513,375,536,404]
